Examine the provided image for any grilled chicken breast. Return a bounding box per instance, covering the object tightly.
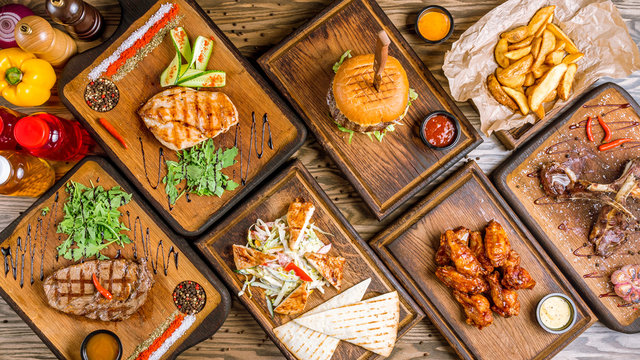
[233,244,276,270]
[138,87,239,150]
[43,259,154,321]
[304,252,346,290]
[274,282,309,315]
[287,198,315,250]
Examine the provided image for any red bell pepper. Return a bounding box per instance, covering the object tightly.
[284,262,312,282]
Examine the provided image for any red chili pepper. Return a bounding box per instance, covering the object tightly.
[284,262,313,282]
[598,138,632,152]
[597,115,612,143]
[98,118,128,149]
[586,117,594,142]
[92,273,113,300]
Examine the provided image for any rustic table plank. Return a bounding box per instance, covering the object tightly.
[0,0,639,359]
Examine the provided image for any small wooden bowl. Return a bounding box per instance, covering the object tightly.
[80,329,122,360]
[419,110,460,151]
[415,6,454,44]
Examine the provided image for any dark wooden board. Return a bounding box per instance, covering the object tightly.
[59,0,306,237]
[257,0,482,220]
[0,156,230,360]
[492,82,640,333]
[196,159,424,359]
[369,161,594,360]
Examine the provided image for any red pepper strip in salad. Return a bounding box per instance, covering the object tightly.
[586,117,594,142]
[597,115,612,143]
[598,138,632,152]
[284,262,313,282]
[92,273,113,300]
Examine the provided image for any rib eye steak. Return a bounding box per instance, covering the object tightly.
[43,259,154,321]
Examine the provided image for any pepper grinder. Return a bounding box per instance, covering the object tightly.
[46,0,104,41]
[14,15,77,67]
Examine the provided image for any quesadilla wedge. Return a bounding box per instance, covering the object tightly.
[273,278,372,360]
[287,198,315,250]
[293,291,400,357]
[304,252,346,290]
[233,244,276,270]
[274,282,309,315]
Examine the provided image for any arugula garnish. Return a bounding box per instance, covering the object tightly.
[163,139,239,205]
[333,50,352,73]
[40,207,50,216]
[56,182,132,261]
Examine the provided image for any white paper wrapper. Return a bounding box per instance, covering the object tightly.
[442,0,640,135]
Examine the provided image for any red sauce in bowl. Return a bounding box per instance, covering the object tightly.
[424,114,456,147]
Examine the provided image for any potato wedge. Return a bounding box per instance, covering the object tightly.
[546,23,580,53]
[543,89,557,103]
[558,63,578,100]
[525,85,536,97]
[524,72,535,86]
[487,74,518,111]
[497,71,526,88]
[501,25,530,43]
[545,49,565,65]
[495,38,510,68]
[532,103,546,119]
[554,40,566,52]
[562,52,584,64]
[528,6,555,37]
[502,86,529,115]
[502,54,534,78]
[505,46,532,60]
[533,64,550,78]
[508,36,534,50]
[531,37,542,58]
[530,63,568,111]
[532,30,556,71]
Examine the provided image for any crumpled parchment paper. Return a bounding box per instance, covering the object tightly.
[442,0,640,135]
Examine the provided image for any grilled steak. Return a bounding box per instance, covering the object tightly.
[43,259,154,321]
[138,87,239,150]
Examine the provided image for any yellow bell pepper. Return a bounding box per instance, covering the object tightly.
[0,48,56,107]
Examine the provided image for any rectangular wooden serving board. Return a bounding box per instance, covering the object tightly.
[257,0,482,220]
[370,161,594,360]
[196,159,425,359]
[59,0,306,237]
[0,157,230,360]
[493,82,640,333]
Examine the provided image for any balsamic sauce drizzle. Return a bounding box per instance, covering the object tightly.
[132,216,179,275]
[235,112,274,185]
[140,136,164,190]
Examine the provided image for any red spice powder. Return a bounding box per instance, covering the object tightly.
[135,313,186,360]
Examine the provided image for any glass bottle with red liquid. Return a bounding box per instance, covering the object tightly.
[0,107,22,150]
[13,112,92,161]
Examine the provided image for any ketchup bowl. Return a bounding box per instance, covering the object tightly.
[420,111,460,150]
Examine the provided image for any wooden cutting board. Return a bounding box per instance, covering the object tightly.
[0,157,230,360]
[493,82,640,333]
[257,0,482,220]
[59,0,306,237]
[196,159,424,359]
[370,161,594,360]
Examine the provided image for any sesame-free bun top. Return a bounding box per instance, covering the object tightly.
[332,54,409,128]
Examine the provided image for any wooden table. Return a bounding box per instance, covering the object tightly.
[0,0,638,358]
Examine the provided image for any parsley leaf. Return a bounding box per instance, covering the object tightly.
[333,50,352,73]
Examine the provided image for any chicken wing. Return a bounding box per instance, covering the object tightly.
[469,231,494,274]
[435,266,488,294]
[435,233,451,266]
[446,229,483,277]
[484,220,511,267]
[453,290,494,329]
[487,271,520,317]
[501,250,536,290]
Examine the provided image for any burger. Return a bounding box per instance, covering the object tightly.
[327,52,413,135]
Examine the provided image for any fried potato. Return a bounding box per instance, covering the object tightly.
[505,46,532,60]
[508,36,534,50]
[533,64,550,78]
[495,38,510,68]
[525,85,536,97]
[545,49,565,65]
[497,71,526,88]
[543,89,557,103]
[524,72,535,86]
[532,102,546,119]
[502,54,534,77]
[487,74,518,111]
[546,23,580,54]
[502,86,529,115]
[562,53,584,64]
[501,25,530,43]
[554,40,566,52]
[530,63,568,112]
[531,37,542,58]
[528,6,555,37]
[558,63,578,100]
[532,30,556,71]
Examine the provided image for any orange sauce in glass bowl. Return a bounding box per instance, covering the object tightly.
[417,9,452,42]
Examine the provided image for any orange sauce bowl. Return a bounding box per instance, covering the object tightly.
[415,6,454,44]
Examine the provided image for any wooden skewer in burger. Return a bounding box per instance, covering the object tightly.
[328,30,411,133]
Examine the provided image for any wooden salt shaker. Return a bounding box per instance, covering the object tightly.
[14,15,77,67]
[46,0,104,41]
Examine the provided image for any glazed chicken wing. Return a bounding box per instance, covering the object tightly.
[453,290,494,329]
[469,231,494,274]
[487,271,520,317]
[501,250,536,290]
[484,220,511,267]
[435,233,451,266]
[435,266,488,294]
[445,229,483,277]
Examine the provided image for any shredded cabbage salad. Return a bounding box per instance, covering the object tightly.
[235,215,332,313]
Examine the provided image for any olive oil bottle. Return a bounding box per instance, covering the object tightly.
[0,151,55,197]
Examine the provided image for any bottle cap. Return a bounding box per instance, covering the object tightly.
[0,155,10,185]
[14,116,49,148]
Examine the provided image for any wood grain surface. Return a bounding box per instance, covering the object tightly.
[258,0,481,220]
[0,157,229,360]
[371,161,594,360]
[0,0,639,359]
[493,83,640,333]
